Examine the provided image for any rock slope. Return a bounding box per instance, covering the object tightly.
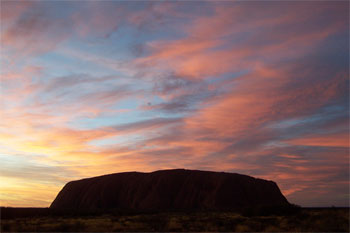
[50,169,290,211]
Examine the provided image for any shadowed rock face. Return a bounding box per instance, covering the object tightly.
[50,169,290,211]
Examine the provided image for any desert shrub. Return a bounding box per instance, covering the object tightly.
[264,225,281,232]
[72,220,86,231]
[49,220,85,232]
[112,222,123,232]
[166,216,182,231]
[235,224,252,232]
[135,214,168,231]
[53,222,72,232]
[1,222,11,231]
[308,213,349,232]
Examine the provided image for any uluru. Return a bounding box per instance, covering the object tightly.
[50,169,290,211]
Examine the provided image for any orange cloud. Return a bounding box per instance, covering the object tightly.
[285,133,349,148]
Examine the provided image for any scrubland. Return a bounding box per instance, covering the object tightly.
[1,208,348,232]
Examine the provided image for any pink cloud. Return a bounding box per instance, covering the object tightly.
[285,133,349,148]
[136,1,347,79]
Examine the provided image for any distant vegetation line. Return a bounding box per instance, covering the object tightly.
[0,204,325,219]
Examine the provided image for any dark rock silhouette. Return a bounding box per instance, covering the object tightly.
[50,169,290,211]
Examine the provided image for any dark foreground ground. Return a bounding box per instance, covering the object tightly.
[1,207,349,232]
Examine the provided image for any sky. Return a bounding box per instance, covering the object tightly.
[0,1,349,208]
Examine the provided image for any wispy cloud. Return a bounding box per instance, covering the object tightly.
[0,1,348,207]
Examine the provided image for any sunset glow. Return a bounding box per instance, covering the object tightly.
[0,1,349,207]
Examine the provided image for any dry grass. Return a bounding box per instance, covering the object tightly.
[1,208,348,232]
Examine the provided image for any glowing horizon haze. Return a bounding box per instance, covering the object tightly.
[0,1,349,207]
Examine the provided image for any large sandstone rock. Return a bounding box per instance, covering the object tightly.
[50,169,290,211]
